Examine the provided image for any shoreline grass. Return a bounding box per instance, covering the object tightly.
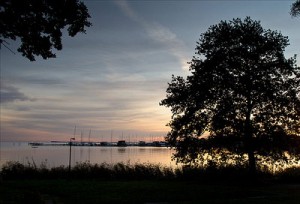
[1,160,300,182]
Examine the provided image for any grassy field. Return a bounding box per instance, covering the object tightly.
[1,179,300,204]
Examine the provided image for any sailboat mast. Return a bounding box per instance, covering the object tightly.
[73,125,77,139]
[88,129,91,143]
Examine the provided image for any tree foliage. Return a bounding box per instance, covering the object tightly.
[160,17,300,173]
[291,0,300,17]
[0,0,91,61]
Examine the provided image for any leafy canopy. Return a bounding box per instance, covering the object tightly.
[0,0,91,61]
[161,17,300,168]
[291,0,300,17]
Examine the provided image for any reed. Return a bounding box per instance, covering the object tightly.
[0,161,176,180]
[1,160,300,182]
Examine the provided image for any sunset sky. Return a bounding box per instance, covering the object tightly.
[1,0,299,142]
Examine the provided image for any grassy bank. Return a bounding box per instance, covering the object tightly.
[1,161,300,203]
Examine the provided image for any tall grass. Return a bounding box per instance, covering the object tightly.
[1,160,300,182]
[0,161,175,180]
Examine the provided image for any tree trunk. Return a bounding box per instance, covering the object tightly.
[245,102,256,176]
[247,148,256,176]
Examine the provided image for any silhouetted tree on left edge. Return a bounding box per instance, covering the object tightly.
[160,17,300,175]
[0,0,91,61]
[291,0,300,17]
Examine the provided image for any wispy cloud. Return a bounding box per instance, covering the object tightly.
[0,82,35,104]
[0,73,170,141]
[114,0,189,71]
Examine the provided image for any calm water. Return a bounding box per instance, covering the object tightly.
[0,142,177,168]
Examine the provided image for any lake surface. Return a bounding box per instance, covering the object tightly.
[0,142,177,168]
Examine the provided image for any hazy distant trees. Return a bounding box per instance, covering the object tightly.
[160,17,300,175]
[291,0,300,17]
[0,0,91,61]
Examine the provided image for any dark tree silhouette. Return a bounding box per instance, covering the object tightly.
[291,0,300,17]
[160,17,300,175]
[0,0,91,61]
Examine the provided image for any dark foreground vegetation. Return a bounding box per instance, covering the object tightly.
[1,161,300,204]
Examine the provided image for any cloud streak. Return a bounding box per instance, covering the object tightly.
[0,73,170,141]
[114,0,189,71]
[0,82,35,104]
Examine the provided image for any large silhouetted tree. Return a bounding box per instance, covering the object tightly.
[291,0,300,17]
[0,0,91,61]
[160,17,300,175]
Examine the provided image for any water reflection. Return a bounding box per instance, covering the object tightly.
[0,142,177,168]
[117,148,126,153]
